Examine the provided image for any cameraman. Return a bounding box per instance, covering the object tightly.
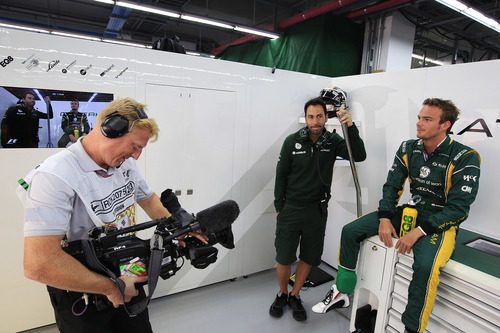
[21,98,191,332]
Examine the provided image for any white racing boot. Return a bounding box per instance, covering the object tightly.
[311,284,350,314]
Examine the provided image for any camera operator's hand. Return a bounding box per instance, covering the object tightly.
[336,106,353,127]
[178,231,208,247]
[189,231,208,244]
[105,275,148,308]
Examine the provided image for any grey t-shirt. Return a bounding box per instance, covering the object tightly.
[22,140,153,241]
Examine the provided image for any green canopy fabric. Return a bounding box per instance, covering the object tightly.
[217,13,364,78]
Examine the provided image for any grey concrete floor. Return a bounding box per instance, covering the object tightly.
[21,263,352,333]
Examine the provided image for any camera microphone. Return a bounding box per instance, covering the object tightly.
[160,188,240,246]
[196,200,240,234]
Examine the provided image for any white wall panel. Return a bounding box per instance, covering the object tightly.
[322,61,500,267]
[1,27,498,332]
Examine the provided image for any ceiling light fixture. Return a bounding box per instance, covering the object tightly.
[114,1,180,18]
[52,31,101,41]
[103,38,149,47]
[435,0,500,33]
[412,53,444,66]
[94,0,280,39]
[0,22,49,33]
[0,21,152,48]
[234,26,280,39]
[93,0,115,4]
[180,15,234,30]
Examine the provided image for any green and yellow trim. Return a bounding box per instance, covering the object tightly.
[418,226,457,332]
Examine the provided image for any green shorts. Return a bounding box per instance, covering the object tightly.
[274,202,328,266]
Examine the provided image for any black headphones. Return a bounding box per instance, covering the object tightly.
[100,107,148,138]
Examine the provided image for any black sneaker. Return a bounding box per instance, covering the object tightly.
[269,292,288,318]
[288,294,307,321]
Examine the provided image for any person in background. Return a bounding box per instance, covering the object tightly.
[312,98,480,333]
[270,97,366,322]
[1,91,53,148]
[57,98,90,148]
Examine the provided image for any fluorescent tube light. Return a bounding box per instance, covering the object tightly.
[435,0,467,12]
[115,1,180,18]
[103,38,148,47]
[234,26,280,39]
[435,0,500,33]
[412,53,444,66]
[93,0,115,4]
[32,89,45,102]
[87,93,98,103]
[181,15,234,29]
[94,1,279,39]
[0,22,49,33]
[52,31,101,41]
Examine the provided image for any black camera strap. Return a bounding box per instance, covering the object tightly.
[122,245,164,317]
[81,234,165,317]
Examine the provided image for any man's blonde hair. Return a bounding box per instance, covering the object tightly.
[96,97,159,141]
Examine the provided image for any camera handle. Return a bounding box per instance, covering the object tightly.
[122,222,203,316]
[83,218,202,317]
[95,217,201,245]
[81,232,165,317]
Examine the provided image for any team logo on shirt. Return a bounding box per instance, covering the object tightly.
[432,162,447,168]
[295,143,302,149]
[461,186,473,193]
[419,166,431,178]
[463,175,477,182]
[91,181,135,214]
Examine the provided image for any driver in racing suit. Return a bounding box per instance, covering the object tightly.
[312,98,481,333]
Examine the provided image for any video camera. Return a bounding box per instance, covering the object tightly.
[63,189,239,316]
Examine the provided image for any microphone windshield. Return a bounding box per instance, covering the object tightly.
[196,200,240,234]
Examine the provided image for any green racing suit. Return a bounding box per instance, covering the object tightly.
[338,135,480,333]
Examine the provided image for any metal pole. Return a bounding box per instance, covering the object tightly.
[340,122,362,217]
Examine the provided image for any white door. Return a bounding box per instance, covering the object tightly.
[144,84,237,294]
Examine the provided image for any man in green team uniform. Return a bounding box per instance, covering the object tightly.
[312,98,481,333]
[1,91,53,148]
[58,99,90,147]
[270,97,366,322]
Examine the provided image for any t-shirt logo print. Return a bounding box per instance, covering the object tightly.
[420,166,431,178]
[295,143,302,149]
[90,181,136,214]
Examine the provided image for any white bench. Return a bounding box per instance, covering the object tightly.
[349,234,500,333]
